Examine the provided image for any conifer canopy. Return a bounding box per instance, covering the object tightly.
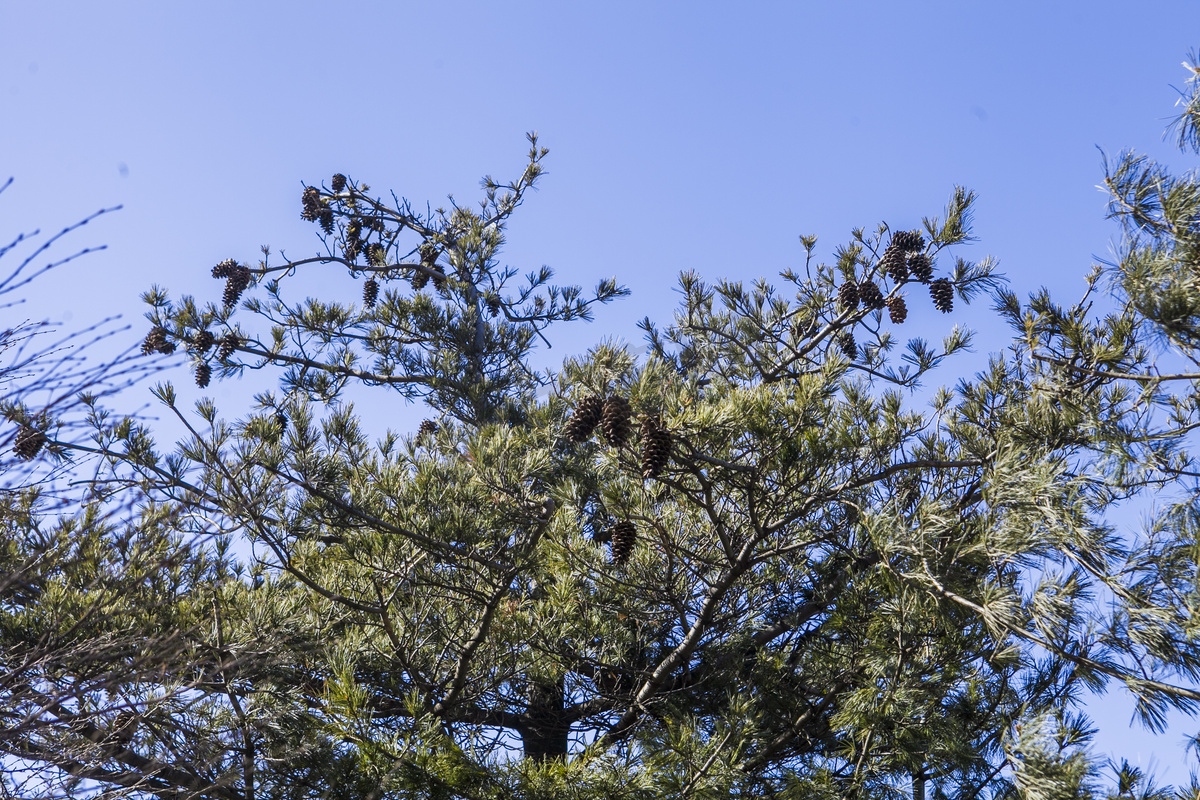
[6,61,1200,800]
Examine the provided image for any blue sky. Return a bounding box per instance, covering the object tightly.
[4,0,1200,786]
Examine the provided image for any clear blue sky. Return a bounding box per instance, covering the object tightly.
[4,0,1200,786]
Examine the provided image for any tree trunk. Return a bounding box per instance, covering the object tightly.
[520,678,570,761]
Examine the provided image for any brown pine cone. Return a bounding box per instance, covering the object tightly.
[212,259,237,279]
[486,295,501,317]
[194,330,215,352]
[930,278,954,313]
[896,473,920,512]
[419,241,438,267]
[891,230,925,253]
[318,208,335,235]
[908,253,933,283]
[886,295,908,324]
[216,334,241,362]
[366,243,386,266]
[564,396,604,443]
[880,244,908,283]
[601,396,633,447]
[344,219,362,260]
[331,173,347,193]
[141,326,175,355]
[13,426,47,460]
[275,411,288,432]
[223,264,252,308]
[640,415,672,479]
[858,280,885,311]
[837,281,859,310]
[301,187,323,221]
[363,279,379,308]
[838,331,857,360]
[195,362,211,388]
[418,419,438,438]
[610,520,637,565]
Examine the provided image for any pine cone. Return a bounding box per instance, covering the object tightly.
[194,362,211,388]
[837,281,859,310]
[212,259,237,279]
[418,419,438,438]
[886,295,908,324]
[363,279,378,308]
[930,278,954,313]
[896,473,920,512]
[858,279,885,311]
[908,253,933,283]
[366,243,386,266]
[610,520,637,565]
[301,186,323,221]
[486,295,501,317]
[108,711,139,747]
[880,244,908,283]
[791,317,816,342]
[194,330,215,352]
[640,415,672,479]
[276,411,288,432]
[891,230,925,253]
[222,264,252,308]
[411,268,429,291]
[601,396,633,448]
[141,326,175,355]
[216,334,241,362]
[838,331,857,360]
[318,208,335,235]
[419,242,438,267]
[13,426,46,460]
[331,173,347,193]
[564,396,604,443]
[343,220,362,262]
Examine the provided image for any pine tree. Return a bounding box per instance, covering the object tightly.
[13,61,1200,800]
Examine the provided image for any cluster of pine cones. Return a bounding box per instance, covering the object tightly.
[832,230,957,360]
[189,330,218,387]
[189,332,239,387]
[300,186,334,234]
[212,260,252,308]
[564,395,675,565]
[564,395,673,478]
[837,231,955,319]
[412,243,445,291]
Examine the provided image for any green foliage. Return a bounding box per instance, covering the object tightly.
[7,59,1200,800]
